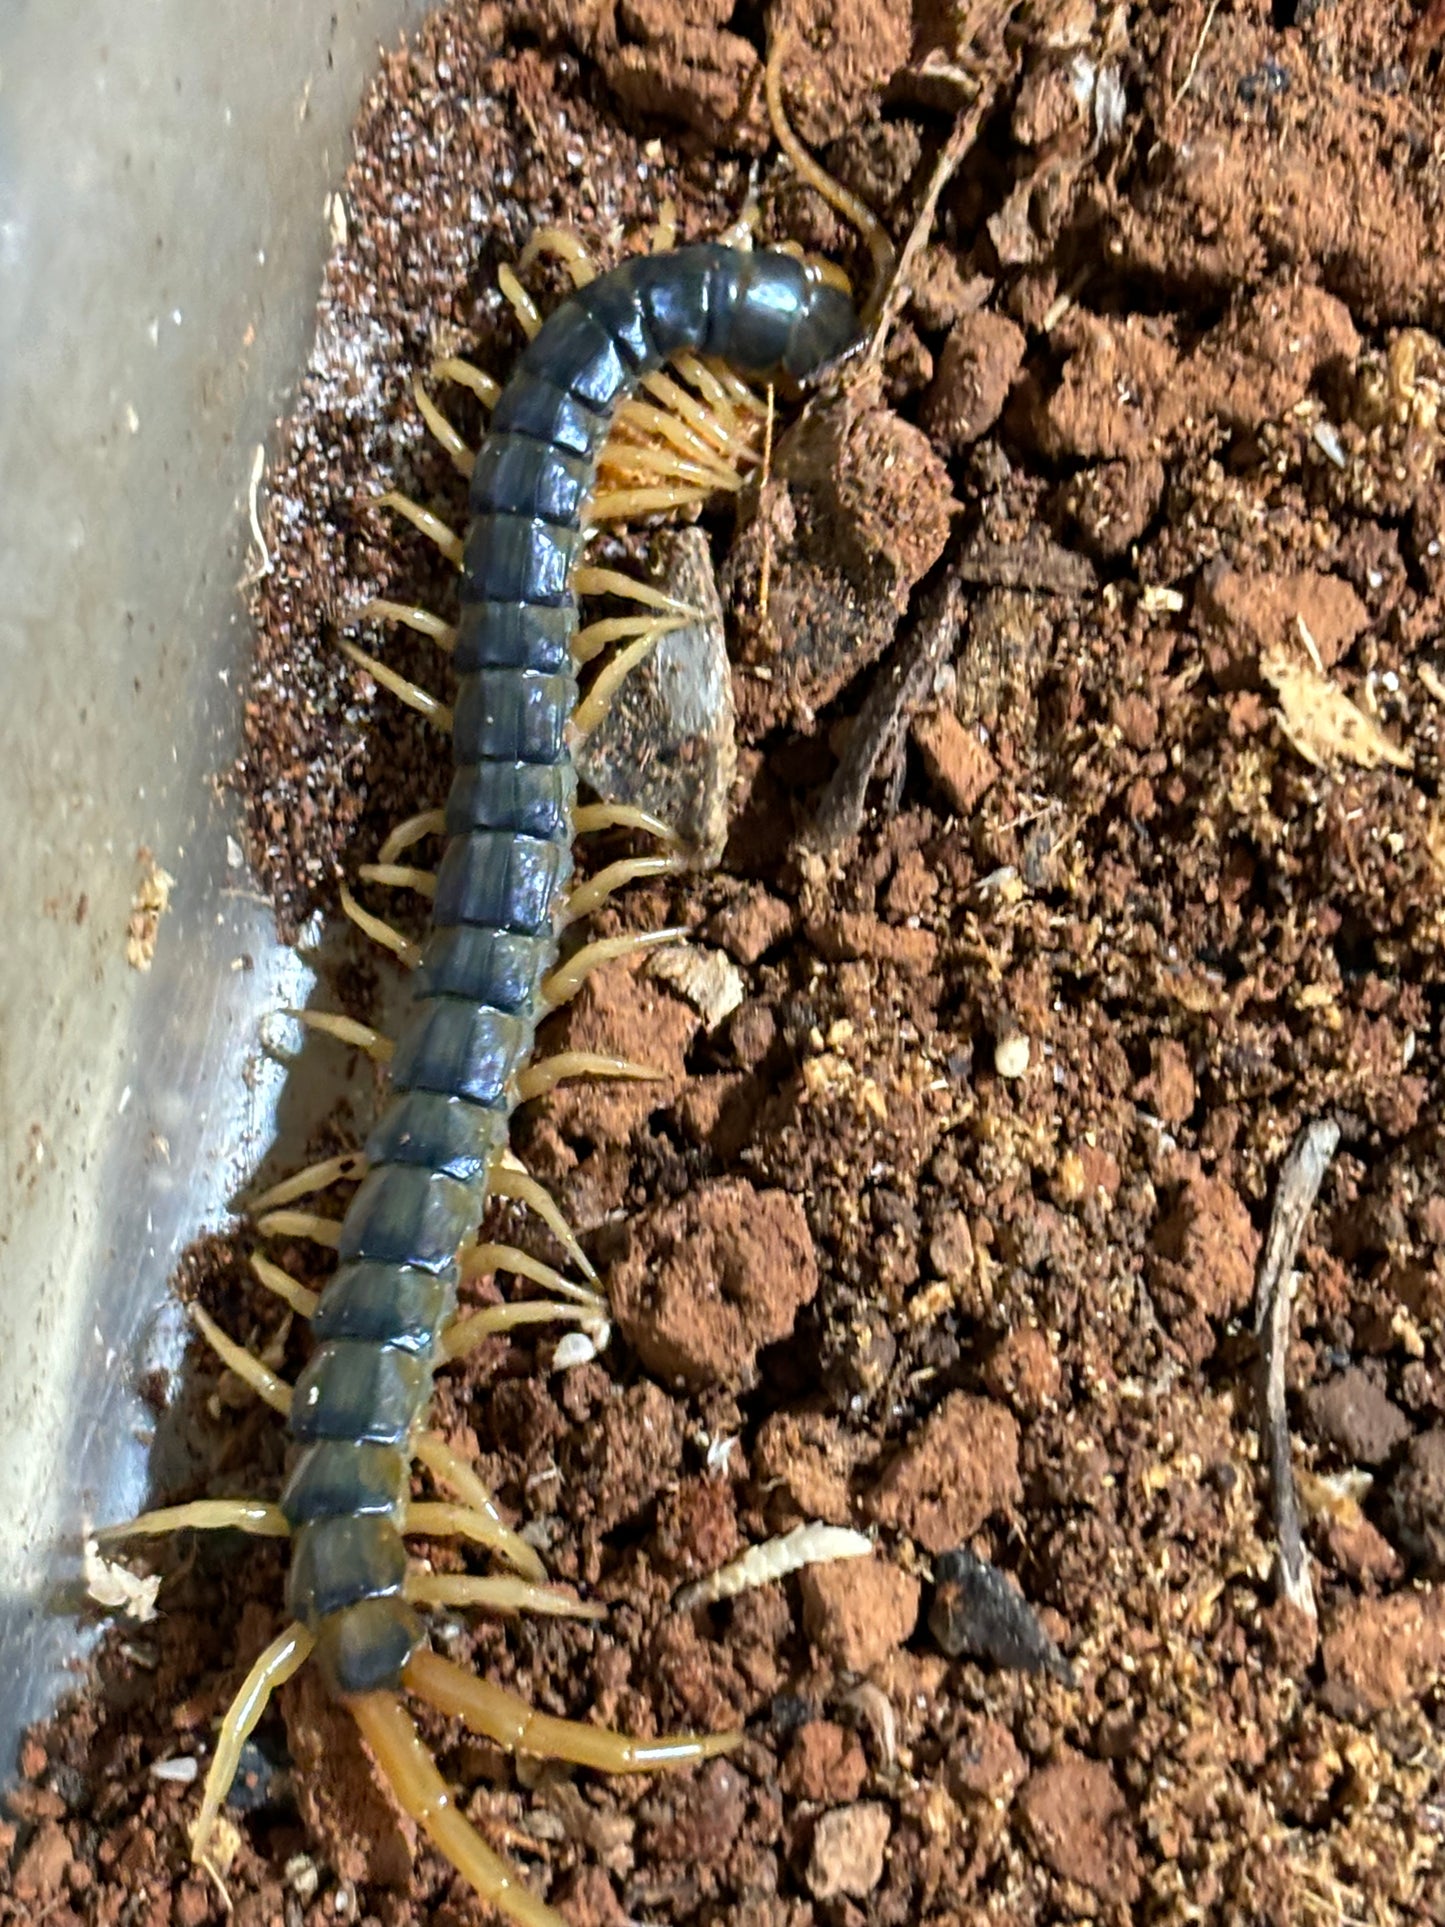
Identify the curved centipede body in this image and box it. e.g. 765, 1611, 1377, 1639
105, 243, 862, 1926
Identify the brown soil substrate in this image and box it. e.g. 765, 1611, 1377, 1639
9, 2, 1445, 1924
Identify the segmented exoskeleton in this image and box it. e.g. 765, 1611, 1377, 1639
104, 241, 861, 1927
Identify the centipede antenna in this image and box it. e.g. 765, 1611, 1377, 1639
341, 641, 454, 729
404, 1647, 743, 1774
340, 881, 425, 969
378, 808, 448, 866
250, 1252, 321, 1320
570, 801, 682, 845
562, 852, 688, 925
432, 356, 501, 410
518, 226, 597, 287
192, 1624, 316, 1868
461, 1239, 607, 1310
95, 1498, 291, 1543
357, 598, 457, 652
764, 27, 897, 328
191, 1305, 294, 1416
496, 263, 544, 340
489, 1159, 598, 1282
412, 372, 474, 477
439, 1298, 598, 1364
404, 1569, 608, 1619
374, 490, 466, 566
540, 925, 687, 1008
357, 861, 439, 900
255, 1207, 344, 1251
412, 1432, 547, 1583
572, 622, 677, 738
516, 1050, 663, 1102
350, 1692, 568, 1927
249, 1153, 368, 1216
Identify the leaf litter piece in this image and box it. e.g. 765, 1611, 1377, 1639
1262, 640, 1411, 773
675, 1522, 872, 1610
927, 1547, 1074, 1684
1253, 1117, 1340, 1621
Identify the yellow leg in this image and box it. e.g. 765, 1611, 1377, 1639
588, 483, 716, 523
374, 490, 465, 566
598, 437, 731, 491
614, 398, 740, 485
515, 1050, 662, 1103
412, 1432, 546, 1583
433, 356, 501, 409
460, 1240, 606, 1311
650, 197, 678, 254
517, 227, 597, 286
412, 372, 474, 478
404, 1570, 605, 1620
357, 598, 457, 653
439, 1298, 599, 1365
95, 1498, 289, 1542
280, 1007, 394, 1065
540, 927, 685, 1008
250, 1252, 321, 1320
490, 1159, 597, 1282
572, 565, 693, 615
570, 803, 681, 846
357, 861, 438, 900
405, 1648, 742, 1773
255, 1207, 344, 1252
378, 808, 448, 865
403, 1502, 546, 1574
350, 1692, 566, 1927
340, 881, 423, 969
573, 622, 679, 739
341, 641, 453, 730
572, 610, 675, 668
562, 853, 687, 925
192, 1305, 293, 1416
249, 1152, 367, 1216
496, 264, 544, 341
192, 1625, 316, 1867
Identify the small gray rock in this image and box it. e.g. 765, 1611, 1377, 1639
928, 1547, 1074, 1684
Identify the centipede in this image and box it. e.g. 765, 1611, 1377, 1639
94, 39, 893, 1927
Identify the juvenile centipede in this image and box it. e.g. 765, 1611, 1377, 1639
98, 79, 874, 1927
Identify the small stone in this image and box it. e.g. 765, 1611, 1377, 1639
911, 705, 999, 815
946, 1715, 1026, 1801
610, 1179, 819, 1387
1018, 1750, 1141, 1904
10, 1820, 71, 1904
866, 1392, 1022, 1553
1322, 1586, 1445, 1717
981, 1326, 1060, 1416
1149, 1173, 1260, 1322
994, 1030, 1031, 1079
923, 311, 1026, 452
175, 1880, 212, 1927
781, 1721, 868, 1803
799, 1555, 922, 1671
754, 1410, 858, 1523
1303, 1369, 1410, 1466
574, 527, 737, 864
1390, 1429, 1445, 1573
806, 1801, 892, 1900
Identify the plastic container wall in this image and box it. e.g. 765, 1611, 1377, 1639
0, 0, 432, 1773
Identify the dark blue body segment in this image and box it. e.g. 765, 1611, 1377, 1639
285, 245, 861, 1698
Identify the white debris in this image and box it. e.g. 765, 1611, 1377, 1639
675, 1523, 872, 1611
84, 1539, 162, 1622
650, 941, 745, 1029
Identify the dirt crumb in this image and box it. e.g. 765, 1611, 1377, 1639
805, 1801, 891, 1901
610, 1179, 819, 1386
798, 1555, 921, 1672
1321, 1587, 1445, 1718
1017, 1751, 1141, 1906
866, 1393, 1021, 1553
781, 1722, 868, 1804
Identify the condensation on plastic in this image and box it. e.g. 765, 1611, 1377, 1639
0, 0, 433, 1774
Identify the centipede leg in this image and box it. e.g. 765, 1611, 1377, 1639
341, 641, 454, 730
255, 1207, 344, 1250
95, 1499, 290, 1542
404, 1648, 742, 1774
515, 1050, 662, 1102
277, 1007, 395, 1065
350, 1692, 567, 1927
438, 1298, 601, 1365
572, 621, 681, 739
540, 927, 686, 1008
461, 1240, 606, 1310
250, 1253, 321, 1319
411, 372, 474, 478
412, 1432, 546, 1582
378, 808, 448, 865
374, 490, 465, 566
404, 1570, 605, 1620
562, 853, 688, 925
489, 1159, 597, 1281
357, 598, 457, 652
248, 1152, 368, 1216
340, 882, 424, 969
192, 1624, 316, 1868
191, 1305, 293, 1415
